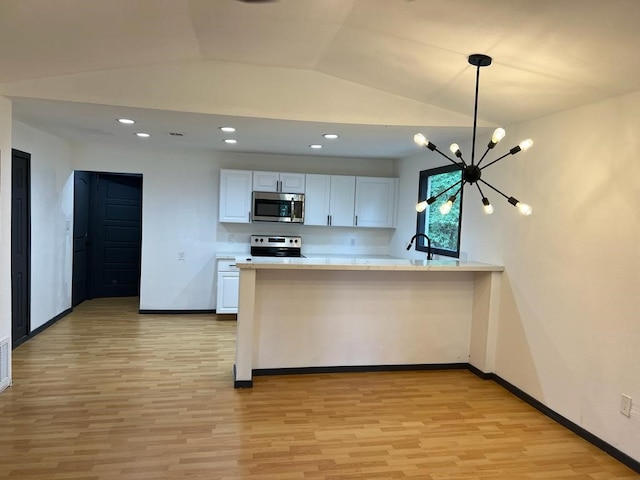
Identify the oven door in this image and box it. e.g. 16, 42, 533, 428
252, 192, 304, 223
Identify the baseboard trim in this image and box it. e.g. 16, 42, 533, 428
138, 309, 215, 314
13, 307, 73, 349
466, 363, 493, 380
252, 363, 468, 377
466, 366, 640, 473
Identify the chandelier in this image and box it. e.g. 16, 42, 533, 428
414, 54, 533, 216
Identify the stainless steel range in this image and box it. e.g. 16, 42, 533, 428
250, 235, 303, 257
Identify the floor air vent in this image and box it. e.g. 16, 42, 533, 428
0, 336, 9, 391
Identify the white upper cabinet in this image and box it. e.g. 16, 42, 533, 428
219, 169, 252, 223
253, 171, 305, 193
330, 176, 357, 227
218, 169, 397, 228
305, 174, 355, 226
354, 176, 398, 228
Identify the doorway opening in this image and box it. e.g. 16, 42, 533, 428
73, 172, 143, 307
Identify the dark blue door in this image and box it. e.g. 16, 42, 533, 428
91, 173, 142, 298
11, 149, 30, 347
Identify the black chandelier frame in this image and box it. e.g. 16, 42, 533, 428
414, 53, 533, 216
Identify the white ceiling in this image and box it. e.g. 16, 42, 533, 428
3, 0, 640, 159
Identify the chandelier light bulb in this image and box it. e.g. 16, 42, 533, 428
519, 139, 534, 151
517, 202, 533, 215
415, 201, 428, 212
491, 128, 506, 144
482, 197, 494, 215
439, 201, 452, 215
413, 133, 427, 146
450, 143, 460, 155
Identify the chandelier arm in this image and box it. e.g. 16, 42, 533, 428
475, 182, 486, 198
471, 62, 481, 166
478, 178, 510, 200
451, 183, 464, 198
432, 146, 466, 169
476, 146, 493, 168
429, 179, 463, 202
479, 151, 511, 171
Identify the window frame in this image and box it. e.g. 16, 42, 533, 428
415, 164, 464, 258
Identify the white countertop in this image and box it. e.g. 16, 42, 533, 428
234, 255, 503, 272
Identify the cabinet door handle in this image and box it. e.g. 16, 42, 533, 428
327, 215, 330, 226
355, 215, 358, 226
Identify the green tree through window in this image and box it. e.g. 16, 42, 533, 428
416, 165, 463, 257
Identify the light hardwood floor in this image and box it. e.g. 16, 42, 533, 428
1, 297, 637, 480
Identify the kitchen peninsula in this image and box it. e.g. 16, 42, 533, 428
233, 256, 504, 387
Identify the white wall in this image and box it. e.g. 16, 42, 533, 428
393, 91, 640, 461
13, 121, 74, 330
70, 143, 218, 311
0, 97, 12, 373
71, 143, 395, 310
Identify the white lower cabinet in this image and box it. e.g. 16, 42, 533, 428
216, 260, 239, 314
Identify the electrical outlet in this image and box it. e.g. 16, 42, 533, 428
227, 234, 235, 243
178, 251, 185, 261
620, 394, 632, 417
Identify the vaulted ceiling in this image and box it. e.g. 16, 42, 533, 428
2, 0, 639, 158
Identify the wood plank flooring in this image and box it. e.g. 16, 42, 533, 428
0, 297, 637, 479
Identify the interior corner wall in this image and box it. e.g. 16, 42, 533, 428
462, 91, 640, 462
0, 97, 12, 346
12, 121, 74, 331
69, 142, 220, 311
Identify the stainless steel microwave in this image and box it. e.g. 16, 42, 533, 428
251, 191, 305, 223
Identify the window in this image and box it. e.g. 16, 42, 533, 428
416, 164, 463, 258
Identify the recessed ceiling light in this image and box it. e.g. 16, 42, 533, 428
136, 132, 150, 138
309, 144, 323, 149
118, 118, 135, 124
224, 139, 237, 144
323, 133, 338, 139
220, 127, 236, 133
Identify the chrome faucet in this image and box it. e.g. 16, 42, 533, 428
406, 233, 433, 260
